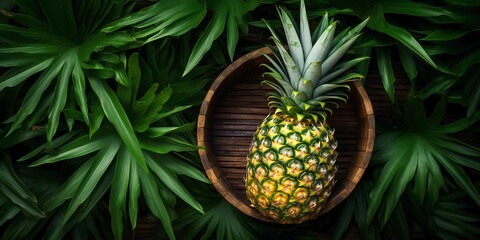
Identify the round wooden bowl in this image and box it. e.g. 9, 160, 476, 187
197, 47, 375, 223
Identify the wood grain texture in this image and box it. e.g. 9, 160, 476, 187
197, 47, 375, 223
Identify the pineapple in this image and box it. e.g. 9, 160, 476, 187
245, 0, 369, 224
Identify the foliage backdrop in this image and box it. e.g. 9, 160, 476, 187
0, 0, 479, 239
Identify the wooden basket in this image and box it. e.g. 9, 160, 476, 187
197, 47, 375, 223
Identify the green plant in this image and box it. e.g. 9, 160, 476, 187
367, 91, 480, 226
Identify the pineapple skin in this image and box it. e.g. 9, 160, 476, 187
246, 114, 338, 224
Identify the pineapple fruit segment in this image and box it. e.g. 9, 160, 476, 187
246, 114, 337, 224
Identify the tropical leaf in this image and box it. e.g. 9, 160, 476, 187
0, 0, 134, 138
367, 95, 480, 226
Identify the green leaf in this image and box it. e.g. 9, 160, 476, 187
0, 159, 45, 218
145, 122, 196, 138
109, 147, 131, 240
271, 36, 302, 88
0, 58, 52, 92
128, 156, 140, 229
304, 21, 337, 74
383, 156, 417, 225
434, 152, 480, 206
367, 137, 404, 225
376, 47, 395, 103
72, 59, 90, 125
131, 83, 159, 118
163, 155, 210, 184
43, 158, 95, 212
89, 75, 148, 173
89, 97, 104, 138
421, 29, 477, 41
29, 134, 106, 167
437, 112, 480, 133
128, 53, 141, 104
152, 105, 192, 123
7, 53, 68, 135
17, 130, 79, 162
321, 33, 361, 77
320, 57, 369, 84
140, 136, 199, 154
134, 85, 173, 133
367, 4, 437, 68
0, 128, 44, 150
332, 196, 355, 240
47, 56, 74, 142
278, 5, 304, 71
398, 45, 417, 82
299, 0, 312, 56
138, 167, 175, 240
0, 202, 21, 225
226, 12, 239, 62
184, 1, 227, 76
146, 155, 203, 214
63, 139, 121, 223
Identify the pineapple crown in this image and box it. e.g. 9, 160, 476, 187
261, 0, 369, 123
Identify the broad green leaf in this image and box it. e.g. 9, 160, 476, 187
437, 111, 480, 133
0, 159, 44, 218
0, 128, 44, 150
146, 155, 203, 214
183, 1, 227, 76
138, 167, 175, 240
0, 58, 52, 92
434, 152, 480, 206
398, 45, 417, 82
1, 214, 41, 240
7, 53, 67, 135
367, 137, 405, 225
47, 55, 74, 142
109, 147, 131, 240
131, 83, 159, 118
72, 59, 90, 125
163, 155, 210, 184
367, 4, 437, 68
89, 97, 104, 138
376, 47, 395, 103
128, 157, 140, 229
140, 136, 199, 154
226, 12, 239, 62
78, 166, 115, 221
43, 158, 94, 212
383, 156, 417, 225
421, 29, 477, 41
332, 195, 355, 240
29, 134, 106, 167
134, 85, 173, 132
128, 53, 141, 104
17, 130, 79, 162
152, 105, 192, 123
63, 139, 121, 223
0, 202, 20, 225
355, 46, 372, 80
145, 122, 196, 138
89, 75, 148, 173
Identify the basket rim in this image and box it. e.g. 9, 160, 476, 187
197, 46, 375, 223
